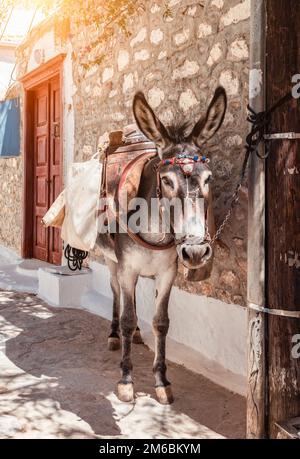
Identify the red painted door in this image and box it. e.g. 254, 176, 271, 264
32, 77, 62, 264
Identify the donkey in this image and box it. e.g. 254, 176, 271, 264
100, 86, 227, 404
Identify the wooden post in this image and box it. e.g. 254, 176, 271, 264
246, 0, 267, 439
266, 0, 300, 439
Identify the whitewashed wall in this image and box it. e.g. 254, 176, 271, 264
85, 262, 247, 395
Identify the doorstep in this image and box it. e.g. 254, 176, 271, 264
0, 257, 51, 293
16, 259, 53, 279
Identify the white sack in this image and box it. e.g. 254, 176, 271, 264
42, 189, 65, 228
61, 156, 103, 251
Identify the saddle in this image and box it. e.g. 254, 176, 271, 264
101, 125, 157, 227
42, 125, 159, 258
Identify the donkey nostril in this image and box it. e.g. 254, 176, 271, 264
181, 247, 190, 261
201, 244, 212, 260
203, 246, 210, 257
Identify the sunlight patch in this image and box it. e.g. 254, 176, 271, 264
105, 391, 224, 439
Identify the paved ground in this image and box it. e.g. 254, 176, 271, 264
0, 288, 246, 439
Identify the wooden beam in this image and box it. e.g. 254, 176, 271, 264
246, 0, 267, 439
266, 0, 300, 439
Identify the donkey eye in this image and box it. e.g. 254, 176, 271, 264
204, 175, 213, 185
161, 176, 174, 189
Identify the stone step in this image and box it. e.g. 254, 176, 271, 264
0, 263, 38, 293
16, 259, 54, 279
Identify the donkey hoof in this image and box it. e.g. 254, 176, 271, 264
155, 385, 174, 405
117, 382, 134, 403
107, 336, 120, 351
132, 329, 144, 344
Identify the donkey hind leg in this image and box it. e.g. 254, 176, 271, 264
106, 259, 121, 351
117, 271, 138, 402
153, 269, 176, 405
132, 290, 144, 345
132, 326, 143, 344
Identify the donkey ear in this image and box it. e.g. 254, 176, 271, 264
133, 92, 170, 151
189, 86, 227, 147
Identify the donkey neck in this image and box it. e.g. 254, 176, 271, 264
137, 156, 159, 201
136, 156, 174, 246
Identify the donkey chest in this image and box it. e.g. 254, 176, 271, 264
125, 247, 177, 277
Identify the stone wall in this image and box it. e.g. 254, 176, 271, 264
0, 79, 23, 255
71, 0, 250, 306
0, 156, 23, 254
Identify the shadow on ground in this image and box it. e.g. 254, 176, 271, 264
0, 289, 246, 438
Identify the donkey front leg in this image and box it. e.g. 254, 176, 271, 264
117, 270, 138, 402
132, 291, 144, 344
106, 258, 121, 351
153, 268, 176, 405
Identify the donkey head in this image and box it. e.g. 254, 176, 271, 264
133, 87, 227, 272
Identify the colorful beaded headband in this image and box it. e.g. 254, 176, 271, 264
158, 153, 210, 176
160, 153, 210, 166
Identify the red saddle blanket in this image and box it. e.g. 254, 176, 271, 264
102, 127, 157, 225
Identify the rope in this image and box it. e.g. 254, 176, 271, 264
64, 244, 88, 271
246, 91, 294, 159
209, 89, 296, 243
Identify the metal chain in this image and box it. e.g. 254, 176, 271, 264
206, 89, 294, 245
207, 182, 243, 245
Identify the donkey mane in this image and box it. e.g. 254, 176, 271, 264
166, 121, 192, 143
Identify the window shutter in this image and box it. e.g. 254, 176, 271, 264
0, 97, 20, 157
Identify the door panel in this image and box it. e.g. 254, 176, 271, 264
33, 85, 49, 261
49, 77, 62, 264
32, 77, 62, 264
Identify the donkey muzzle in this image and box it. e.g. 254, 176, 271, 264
176, 237, 213, 269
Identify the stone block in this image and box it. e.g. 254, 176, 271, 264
38, 267, 92, 308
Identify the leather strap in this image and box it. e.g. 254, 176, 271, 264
116, 152, 175, 251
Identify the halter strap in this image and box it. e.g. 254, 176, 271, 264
155, 153, 210, 198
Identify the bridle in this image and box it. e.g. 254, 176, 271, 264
113, 151, 213, 251
154, 152, 213, 248
154, 153, 210, 199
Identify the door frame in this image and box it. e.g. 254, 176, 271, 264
20, 54, 65, 259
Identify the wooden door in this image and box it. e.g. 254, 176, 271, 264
32, 77, 62, 264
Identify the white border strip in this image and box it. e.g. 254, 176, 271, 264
249, 302, 300, 318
